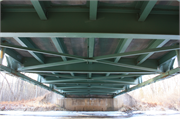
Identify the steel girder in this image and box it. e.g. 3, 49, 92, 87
0, 0, 179, 97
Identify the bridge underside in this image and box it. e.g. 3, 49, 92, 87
0, 0, 180, 98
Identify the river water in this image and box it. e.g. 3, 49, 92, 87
0, 111, 180, 119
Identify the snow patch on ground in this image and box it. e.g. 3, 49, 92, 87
0, 111, 180, 118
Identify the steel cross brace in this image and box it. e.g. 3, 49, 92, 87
1, 43, 179, 73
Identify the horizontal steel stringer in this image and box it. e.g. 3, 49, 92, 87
0, 43, 179, 72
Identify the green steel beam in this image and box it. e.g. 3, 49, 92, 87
94, 45, 180, 60
94, 74, 141, 80
30, 0, 47, 20
42, 78, 136, 84
5, 49, 23, 63
47, 74, 140, 80
159, 51, 177, 65
5, 55, 20, 70
51, 38, 67, 61
55, 86, 124, 90
1, 11, 178, 35
13, 37, 45, 63
138, 0, 157, 21
88, 38, 95, 78
51, 37, 74, 76
21, 57, 158, 74
89, 0, 98, 20
41, 73, 140, 80
137, 39, 170, 65
43, 82, 137, 85
2, 8, 179, 15
0, 43, 90, 61
18, 60, 84, 71
62, 90, 115, 93
13, 37, 56, 76
37, 74, 42, 83
98, 60, 159, 72
0, 65, 64, 96
106, 38, 132, 76
38, 73, 85, 79
61, 89, 121, 93
66, 92, 112, 95
6, 56, 11, 68
23, 70, 156, 74
114, 67, 180, 98
61, 89, 119, 91
176, 50, 180, 67
1, 33, 179, 40
114, 38, 133, 63
43, 79, 85, 83
1, 43, 163, 72
88, 38, 95, 60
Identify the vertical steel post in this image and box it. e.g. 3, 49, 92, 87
176, 50, 180, 67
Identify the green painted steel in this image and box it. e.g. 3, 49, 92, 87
138, 0, 157, 21
88, 38, 95, 59
13, 37, 45, 63
1, 12, 178, 35
62, 90, 115, 93
30, 0, 47, 20
1, 43, 178, 63
55, 86, 124, 90
114, 67, 180, 98
98, 60, 159, 72
114, 38, 133, 63
0, 43, 90, 61
42, 78, 136, 84
88, 38, 95, 78
51, 38, 74, 76
0, 65, 64, 96
176, 50, 180, 67
159, 51, 177, 65
5, 55, 19, 70
0, 1, 179, 97
94, 74, 140, 80
66, 92, 111, 95
5, 49, 23, 63
137, 39, 170, 65
94, 45, 180, 60
42, 74, 140, 80
89, 0, 98, 20
43, 82, 137, 85
1, 33, 179, 40
2, 8, 179, 15
18, 60, 85, 71
22, 70, 157, 74
106, 38, 132, 76
22, 57, 158, 73
38, 73, 86, 79
51, 38, 67, 61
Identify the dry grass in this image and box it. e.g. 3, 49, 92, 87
128, 73, 180, 111
0, 93, 66, 111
